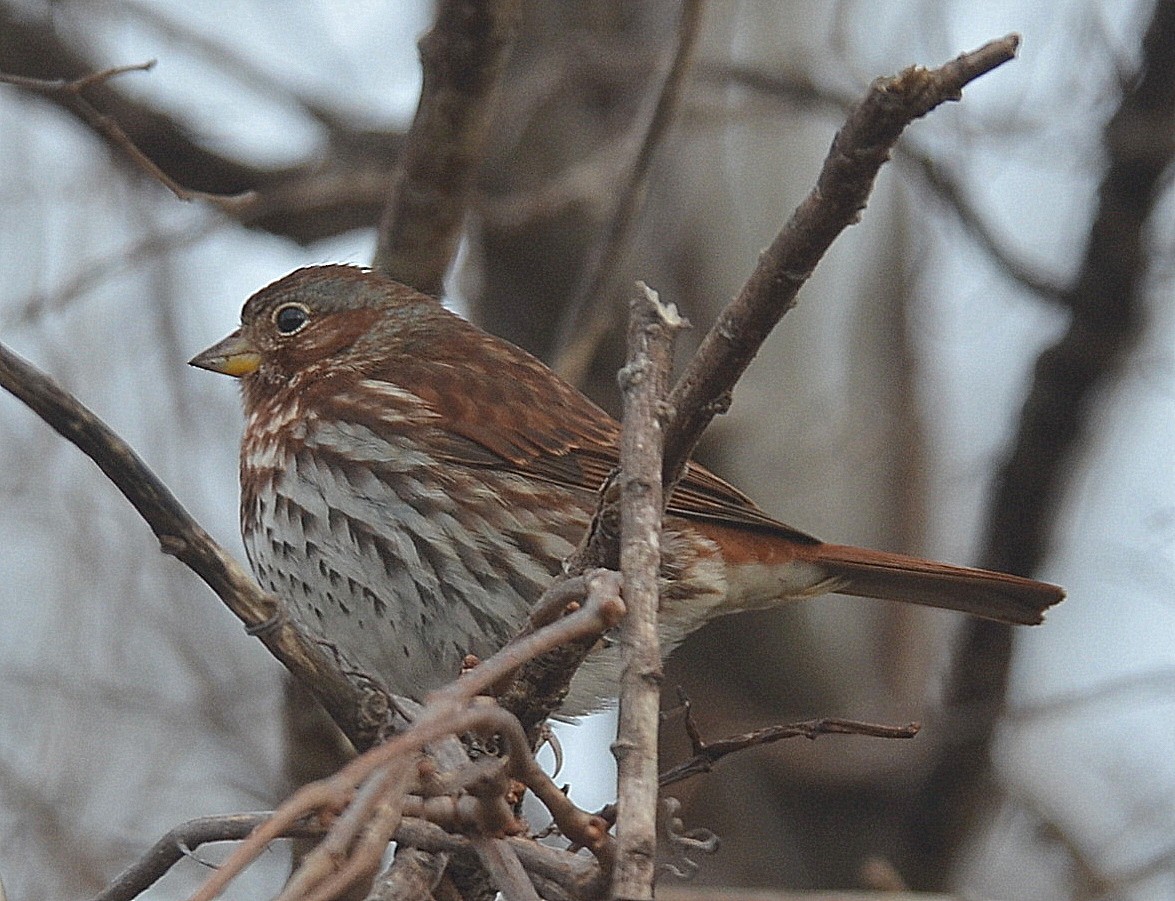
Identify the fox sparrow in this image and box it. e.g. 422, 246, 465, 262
191, 265, 1063, 714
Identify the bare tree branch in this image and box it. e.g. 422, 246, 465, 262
372, 0, 522, 294
93, 814, 323, 901
610, 284, 685, 899
0, 4, 404, 242
467, 837, 542, 901
704, 59, 1068, 305
662, 34, 1022, 491
0, 341, 391, 750
0, 61, 253, 212
658, 697, 920, 788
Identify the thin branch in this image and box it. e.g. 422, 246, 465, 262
0, 63, 255, 213
657, 797, 719, 881
662, 34, 1022, 492
704, 60, 1069, 306
897, 144, 1067, 301
552, 0, 706, 384
93, 814, 323, 901
611, 284, 685, 899
0, 60, 154, 92
278, 760, 418, 901
0, 7, 405, 244
372, 0, 522, 294
658, 713, 920, 788
468, 837, 543, 901
0, 341, 390, 750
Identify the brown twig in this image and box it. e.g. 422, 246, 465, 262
0, 7, 405, 244
372, 0, 522, 294
611, 284, 686, 899
662, 34, 1022, 492
552, 0, 706, 384
705, 59, 1068, 307
0, 341, 389, 750
658, 713, 920, 788
0, 62, 256, 213
467, 837, 543, 901
92, 814, 324, 901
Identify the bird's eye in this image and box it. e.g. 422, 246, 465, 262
273, 303, 310, 335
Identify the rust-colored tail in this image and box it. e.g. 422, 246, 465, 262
809, 544, 1064, 625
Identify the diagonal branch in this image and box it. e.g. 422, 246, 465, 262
662, 34, 1022, 492
0, 341, 389, 750
0, 62, 255, 213
0, 6, 405, 244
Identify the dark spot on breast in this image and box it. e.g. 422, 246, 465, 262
362, 586, 387, 617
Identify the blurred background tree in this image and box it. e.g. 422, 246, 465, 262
2, 1, 1173, 899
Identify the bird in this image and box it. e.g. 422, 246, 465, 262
190, 265, 1063, 715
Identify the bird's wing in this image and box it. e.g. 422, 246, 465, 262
361, 322, 820, 546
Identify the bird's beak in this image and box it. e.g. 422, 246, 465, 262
188, 331, 261, 378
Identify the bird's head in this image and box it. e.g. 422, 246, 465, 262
189, 265, 442, 395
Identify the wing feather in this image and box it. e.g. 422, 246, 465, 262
360, 312, 820, 546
